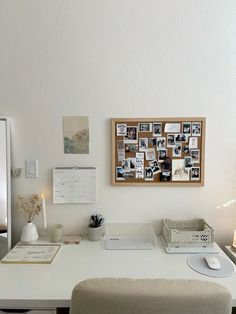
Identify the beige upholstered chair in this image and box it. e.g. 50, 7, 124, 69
70, 278, 232, 314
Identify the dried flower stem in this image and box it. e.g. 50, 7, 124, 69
17, 194, 42, 223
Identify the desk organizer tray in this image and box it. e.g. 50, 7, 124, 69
162, 219, 214, 248
103, 223, 156, 250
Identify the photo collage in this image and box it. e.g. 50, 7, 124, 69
113, 118, 205, 185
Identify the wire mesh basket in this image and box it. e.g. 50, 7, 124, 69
162, 219, 214, 248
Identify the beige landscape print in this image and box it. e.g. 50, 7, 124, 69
63, 116, 89, 154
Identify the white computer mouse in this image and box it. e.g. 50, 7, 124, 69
204, 255, 221, 270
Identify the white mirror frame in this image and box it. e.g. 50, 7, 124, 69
6, 117, 11, 251
0, 117, 11, 252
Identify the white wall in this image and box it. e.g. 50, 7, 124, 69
0, 0, 236, 246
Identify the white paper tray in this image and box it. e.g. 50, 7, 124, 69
160, 235, 219, 254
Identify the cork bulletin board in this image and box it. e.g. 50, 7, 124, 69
111, 118, 205, 186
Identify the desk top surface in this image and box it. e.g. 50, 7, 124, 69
0, 237, 235, 309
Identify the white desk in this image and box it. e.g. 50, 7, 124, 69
0, 237, 236, 310
225, 246, 236, 265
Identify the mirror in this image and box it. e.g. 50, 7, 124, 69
0, 118, 11, 259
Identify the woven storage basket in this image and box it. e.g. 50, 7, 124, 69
162, 219, 214, 248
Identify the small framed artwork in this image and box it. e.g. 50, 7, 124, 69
63, 116, 89, 154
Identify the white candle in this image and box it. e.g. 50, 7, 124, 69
233, 230, 236, 247
41, 193, 47, 229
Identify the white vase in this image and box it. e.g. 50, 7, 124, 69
21, 222, 39, 242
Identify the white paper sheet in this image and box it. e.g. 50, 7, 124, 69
164, 123, 181, 133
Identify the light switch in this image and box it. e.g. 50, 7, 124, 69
26, 160, 39, 178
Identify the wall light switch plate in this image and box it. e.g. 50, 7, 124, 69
26, 160, 39, 178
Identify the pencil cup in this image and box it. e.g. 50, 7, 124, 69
50, 224, 63, 243
86, 225, 105, 241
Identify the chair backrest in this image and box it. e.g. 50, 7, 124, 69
70, 278, 232, 314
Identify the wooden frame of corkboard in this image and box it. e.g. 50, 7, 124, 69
111, 117, 206, 186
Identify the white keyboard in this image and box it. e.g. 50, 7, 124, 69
104, 238, 154, 250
